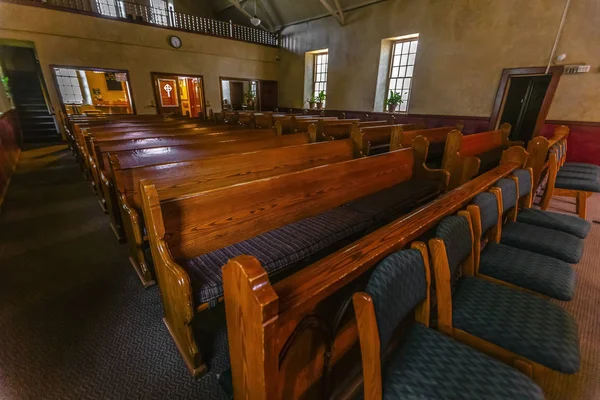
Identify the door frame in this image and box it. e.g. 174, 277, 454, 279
150, 71, 206, 119
50, 64, 137, 115
219, 76, 262, 112
488, 66, 563, 136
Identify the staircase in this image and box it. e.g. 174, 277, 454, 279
8, 70, 60, 143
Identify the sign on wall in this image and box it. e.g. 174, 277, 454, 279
158, 78, 178, 107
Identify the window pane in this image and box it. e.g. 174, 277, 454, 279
386, 37, 418, 112
409, 40, 418, 53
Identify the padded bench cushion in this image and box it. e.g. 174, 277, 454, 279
344, 179, 443, 223
382, 323, 544, 399
555, 177, 600, 192
477, 148, 505, 174
557, 170, 599, 181
563, 162, 600, 172
512, 168, 532, 196
452, 277, 580, 374
182, 207, 372, 306
501, 222, 584, 264
479, 243, 576, 301
517, 208, 591, 239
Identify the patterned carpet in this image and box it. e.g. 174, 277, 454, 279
0, 145, 229, 400
536, 194, 600, 400
0, 145, 598, 399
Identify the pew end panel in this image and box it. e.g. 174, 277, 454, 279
410, 136, 450, 189
139, 179, 205, 378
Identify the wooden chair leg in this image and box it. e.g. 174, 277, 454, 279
576, 191, 587, 219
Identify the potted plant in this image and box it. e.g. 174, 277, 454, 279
315, 90, 326, 110
244, 89, 255, 107
385, 91, 403, 112
306, 95, 317, 109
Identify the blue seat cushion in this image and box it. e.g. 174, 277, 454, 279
477, 147, 505, 174
517, 208, 591, 239
453, 277, 580, 374
344, 179, 443, 223
563, 162, 600, 172
557, 170, 599, 181
382, 323, 544, 399
555, 177, 600, 192
513, 169, 532, 196
501, 221, 584, 263
479, 243, 576, 301
182, 207, 372, 306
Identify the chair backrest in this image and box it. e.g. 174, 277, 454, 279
494, 178, 517, 213
365, 249, 428, 349
471, 192, 499, 237
434, 215, 473, 276
512, 169, 532, 198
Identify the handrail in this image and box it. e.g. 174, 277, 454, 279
2, 0, 279, 47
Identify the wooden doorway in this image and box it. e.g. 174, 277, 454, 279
489, 66, 563, 143
152, 72, 205, 119
219, 77, 278, 112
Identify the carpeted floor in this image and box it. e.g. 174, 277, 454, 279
0, 144, 598, 399
0, 145, 229, 400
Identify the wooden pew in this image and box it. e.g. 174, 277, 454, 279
275, 116, 339, 135
139, 140, 449, 377
114, 140, 357, 286
307, 120, 387, 142
100, 132, 314, 240
222, 149, 527, 399
351, 123, 423, 157
525, 126, 569, 189
88, 128, 280, 209
441, 123, 522, 189
390, 123, 465, 168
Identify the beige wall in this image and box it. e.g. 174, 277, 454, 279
278, 0, 600, 122
0, 2, 278, 118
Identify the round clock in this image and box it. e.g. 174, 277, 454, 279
169, 35, 182, 49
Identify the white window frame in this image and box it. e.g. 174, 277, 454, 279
386, 36, 419, 113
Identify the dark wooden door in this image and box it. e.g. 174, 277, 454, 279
153, 74, 181, 115
499, 75, 551, 144
229, 82, 244, 110
259, 80, 278, 111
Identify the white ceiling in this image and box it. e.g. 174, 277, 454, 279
210, 0, 387, 31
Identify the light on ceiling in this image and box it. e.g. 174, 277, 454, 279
250, 0, 261, 26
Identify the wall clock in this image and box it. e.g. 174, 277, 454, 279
169, 35, 182, 49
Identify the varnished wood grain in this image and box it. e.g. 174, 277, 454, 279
160, 148, 416, 259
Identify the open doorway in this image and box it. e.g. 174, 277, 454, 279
152, 72, 205, 119
219, 78, 278, 112
489, 66, 563, 144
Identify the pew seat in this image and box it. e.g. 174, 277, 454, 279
180, 179, 444, 307
383, 323, 544, 399
477, 147, 509, 174
343, 179, 443, 222
479, 243, 576, 301
516, 208, 591, 239
501, 222, 583, 264
452, 276, 580, 374
181, 207, 372, 306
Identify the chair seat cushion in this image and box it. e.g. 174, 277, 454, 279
453, 277, 580, 373
382, 323, 544, 399
517, 208, 591, 239
557, 170, 599, 181
563, 162, 600, 172
477, 147, 505, 174
182, 207, 372, 306
344, 179, 443, 223
501, 222, 584, 263
479, 243, 576, 301
555, 177, 600, 192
